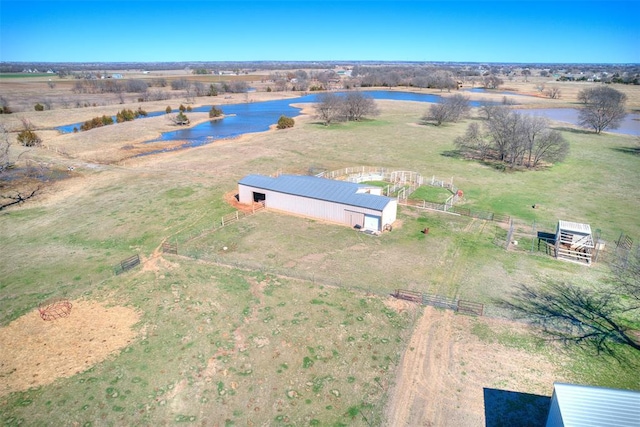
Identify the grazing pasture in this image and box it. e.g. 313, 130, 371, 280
1, 76, 639, 425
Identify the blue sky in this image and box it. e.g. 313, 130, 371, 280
1, 1, 638, 63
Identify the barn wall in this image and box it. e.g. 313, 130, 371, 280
545, 392, 564, 427
238, 184, 389, 230
382, 200, 398, 227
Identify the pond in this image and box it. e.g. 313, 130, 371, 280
462, 87, 531, 97
56, 90, 497, 147
55, 90, 639, 151
515, 108, 640, 136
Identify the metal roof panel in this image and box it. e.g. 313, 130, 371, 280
552, 383, 640, 427
239, 174, 393, 211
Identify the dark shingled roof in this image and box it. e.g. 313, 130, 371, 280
239, 174, 393, 211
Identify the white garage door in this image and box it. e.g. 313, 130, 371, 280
364, 214, 380, 231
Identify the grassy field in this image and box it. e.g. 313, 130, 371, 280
1, 80, 639, 424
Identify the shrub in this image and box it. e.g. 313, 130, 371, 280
166, 106, 172, 114
0, 96, 10, 114
17, 130, 42, 147
178, 104, 186, 112
171, 111, 189, 125
277, 115, 295, 129
209, 106, 223, 118
34, 103, 44, 111
135, 107, 148, 118
116, 108, 136, 123
101, 115, 114, 126
81, 117, 101, 131
186, 105, 192, 112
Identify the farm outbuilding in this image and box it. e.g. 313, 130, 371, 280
545, 383, 640, 427
555, 220, 594, 265
237, 174, 397, 232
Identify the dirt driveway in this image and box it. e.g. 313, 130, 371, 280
384, 306, 566, 426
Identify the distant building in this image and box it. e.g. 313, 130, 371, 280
237, 174, 397, 232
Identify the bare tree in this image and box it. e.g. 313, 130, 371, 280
521, 115, 569, 168
126, 79, 148, 93
0, 124, 42, 210
577, 86, 627, 134
423, 94, 470, 126
0, 96, 10, 114
455, 107, 569, 168
314, 93, 343, 126
171, 78, 189, 90
453, 122, 492, 160
184, 84, 195, 103
428, 70, 457, 92
482, 74, 504, 89
1, 186, 41, 211
190, 82, 204, 97
153, 78, 167, 87
341, 92, 379, 121
544, 87, 562, 99
0, 124, 12, 173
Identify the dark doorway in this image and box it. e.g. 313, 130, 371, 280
253, 192, 266, 203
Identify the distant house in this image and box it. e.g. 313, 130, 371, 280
111, 73, 123, 79
237, 174, 397, 232
546, 383, 640, 427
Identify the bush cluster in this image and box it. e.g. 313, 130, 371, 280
209, 106, 223, 118
115, 108, 146, 122
17, 130, 42, 147
80, 107, 148, 130
80, 115, 114, 131
277, 115, 295, 129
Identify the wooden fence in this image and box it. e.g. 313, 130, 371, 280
162, 241, 178, 255
456, 300, 485, 316
399, 198, 510, 224
114, 254, 140, 275
214, 202, 265, 229
392, 289, 484, 316
422, 293, 458, 310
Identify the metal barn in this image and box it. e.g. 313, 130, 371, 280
546, 383, 640, 427
555, 220, 594, 265
238, 174, 397, 232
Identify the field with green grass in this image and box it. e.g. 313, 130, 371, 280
1, 90, 639, 425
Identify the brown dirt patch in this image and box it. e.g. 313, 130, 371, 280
223, 190, 261, 213
385, 306, 568, 426
0, 300, 140, 397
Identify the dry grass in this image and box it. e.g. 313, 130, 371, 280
0, 75, 639, 425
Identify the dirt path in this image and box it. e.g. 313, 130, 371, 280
385, 306, 565, 426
